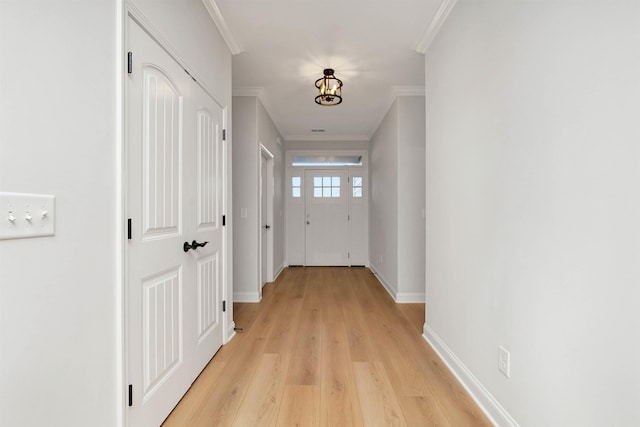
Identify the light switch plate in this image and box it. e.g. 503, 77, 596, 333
0, 192, 55, 240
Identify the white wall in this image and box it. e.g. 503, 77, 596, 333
233, 96, 284, 301
0, 1, 119, 426
397, 97, 426, 300
232, 97, 259, 301
370, 96, 426, 302
0, 1, 233, 425
424, 1, 640, 425
370, 101, 400, 294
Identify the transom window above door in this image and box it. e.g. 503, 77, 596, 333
313, 176, 340, 198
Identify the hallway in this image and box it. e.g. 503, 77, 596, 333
163, 267, 490, 426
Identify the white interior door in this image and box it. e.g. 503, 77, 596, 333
192, 75, 225, 372
127, 19, 223, 427
304, 170, 349, 265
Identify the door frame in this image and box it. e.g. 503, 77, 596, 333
259, 144, 274, 290
284, 149, 369, 267
121, 6, 233, 426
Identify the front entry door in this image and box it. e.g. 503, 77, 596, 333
304, 170, 349, 265
127, 18, 224, 426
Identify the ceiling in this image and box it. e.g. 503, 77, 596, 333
210, 0, 442, 141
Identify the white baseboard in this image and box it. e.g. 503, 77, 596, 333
395, 292, 425, 303
273, 264, 285, 281
233, 292, 261, 303
422, 324, 519, 427
225, 321, 236, 344
368, 265, 397, 301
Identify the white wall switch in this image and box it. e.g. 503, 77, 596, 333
0, 192, 55, 240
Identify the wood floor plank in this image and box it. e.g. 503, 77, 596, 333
353, 361, 407, 427
232, 353, 290, 427
161, 359, 227, 426
399, 396, 451, 427
163, 267, 492, 427
275, 385, 320, 427
320, 320, 365, 427
285, 268, 322, 385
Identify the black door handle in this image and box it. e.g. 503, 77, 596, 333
265, 225, 271, 229
183, 240, 209, 252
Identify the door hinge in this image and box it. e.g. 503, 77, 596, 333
348, 252, 350, 259
222, 300, 226, 312
128, 384, 133, 407
222, 129, 226, 141
348, 214, 350, 221
127, 52, 132, 74
127, 218, 132, 240
222, 215, 226, 226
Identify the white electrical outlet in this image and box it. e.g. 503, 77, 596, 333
0, 192, 55, 240
499, 346, 511, 378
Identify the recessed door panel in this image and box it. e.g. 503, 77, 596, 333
142, 68, 182, 239
197, 109, 218, 228
197, 253, 219, 341
142, 267, 182, 400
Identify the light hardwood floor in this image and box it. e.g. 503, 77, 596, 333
163, 267, 491, 426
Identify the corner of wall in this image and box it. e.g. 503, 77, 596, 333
369, 265, 398, 301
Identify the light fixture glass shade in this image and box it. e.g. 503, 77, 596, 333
315, 68, 342, 106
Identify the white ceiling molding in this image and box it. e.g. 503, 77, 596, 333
233, 86, 284, 137
368, 86, 426, 138
392, 86, 426, 97
413, 0, 458, 54
202, 0, 244, 55
233, 86, 266, 99
285, 134, 370, 142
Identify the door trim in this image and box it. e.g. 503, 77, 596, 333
259, 144, 274, 289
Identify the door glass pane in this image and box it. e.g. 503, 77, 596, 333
292, 176, 301, 187
314, 177, 322, 187
314, 188, 322, 198
323, 177, 331, 187
332, 187, 340, 197
332, 176, 340, 187
352, 176, 363, 198
323, 187, 331, 197
292, 187, 301, 198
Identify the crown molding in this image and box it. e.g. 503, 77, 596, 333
233, 86, 266, 99
285, 134, 370, 142
367, 86, 426, 138
202, 0, 244, 55
413, 0, 458, 54
392, 86, 425, 97
233, 86, 273, 117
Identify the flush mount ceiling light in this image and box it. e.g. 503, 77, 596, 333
315, 68, 343, 106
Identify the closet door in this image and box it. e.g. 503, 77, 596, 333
126, 18, 223, 426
